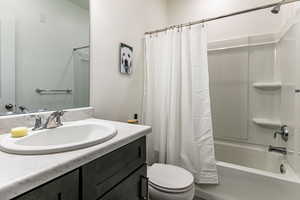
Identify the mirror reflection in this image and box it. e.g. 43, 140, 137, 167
0, 0, 90, 115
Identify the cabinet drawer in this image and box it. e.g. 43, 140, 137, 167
100, 165, 148, 200
82, 137, 146, 200
13, 170, 79, 200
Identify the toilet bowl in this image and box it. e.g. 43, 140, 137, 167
148, 163, 195, 200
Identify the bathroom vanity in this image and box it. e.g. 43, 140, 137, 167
0, 118, 151, 200
13, 137, 147, 200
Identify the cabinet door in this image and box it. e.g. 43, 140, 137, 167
100, 165, 148, 200
13, 170, 79, 200
82, 137, 146, 200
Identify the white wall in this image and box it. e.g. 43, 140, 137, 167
166, 0, 294, 42
208, 42, 283, 146
278, 16, 300, 176
90, 0, 168, 121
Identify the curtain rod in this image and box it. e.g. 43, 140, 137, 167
145, 0, 300, 35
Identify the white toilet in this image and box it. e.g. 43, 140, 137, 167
148, 163, 195, 200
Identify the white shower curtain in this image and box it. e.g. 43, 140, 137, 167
143, 24, 218, 184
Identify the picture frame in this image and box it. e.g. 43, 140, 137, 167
119, 43, 133, 74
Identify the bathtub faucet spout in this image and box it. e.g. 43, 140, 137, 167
268, 145, 287, 155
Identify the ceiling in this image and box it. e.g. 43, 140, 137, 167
68, 0, 89, 10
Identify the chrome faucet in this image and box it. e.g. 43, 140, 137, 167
268, 145, 287, 155
43, 111, 66, 129
31, 115, 43, 131
274, 125, 289, 142
30, 111, 66, 131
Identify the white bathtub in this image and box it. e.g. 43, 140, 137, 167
196, 140, 300, 200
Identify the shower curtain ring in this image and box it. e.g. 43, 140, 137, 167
188, 22, 192, 30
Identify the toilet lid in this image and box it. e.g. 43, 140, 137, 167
148, 164, 194, 191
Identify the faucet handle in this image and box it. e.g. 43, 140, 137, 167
55, 110, 66, 126
30, 114, 43, 131
281, 125, 289, 134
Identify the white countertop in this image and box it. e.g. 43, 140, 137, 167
0, 118, 151, 200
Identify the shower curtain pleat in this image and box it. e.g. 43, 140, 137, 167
143, 25, 218, 184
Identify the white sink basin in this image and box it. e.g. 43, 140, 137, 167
0, 121, 117, 155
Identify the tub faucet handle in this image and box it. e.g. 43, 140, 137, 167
274, 125, 289, 142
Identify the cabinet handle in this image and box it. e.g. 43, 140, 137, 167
140, 176, 149, 200
138, 146, 142, 158
57, 192, 62, 200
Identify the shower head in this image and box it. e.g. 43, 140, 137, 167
271, 5, 281, 14
271, 0, 285, 14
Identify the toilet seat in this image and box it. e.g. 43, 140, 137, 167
148, 164, 194, 194
149, 181, 194, 193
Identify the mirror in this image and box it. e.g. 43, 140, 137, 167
0, 0, 90, 116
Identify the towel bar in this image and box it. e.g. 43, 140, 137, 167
35, 88, 72, 95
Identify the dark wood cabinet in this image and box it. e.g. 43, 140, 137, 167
82, 137, 146, 200
13, 170, 80, 200
12, 137, 147, 200
100, 165, 148, 200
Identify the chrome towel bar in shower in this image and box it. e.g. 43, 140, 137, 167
35, 88, 72, 95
